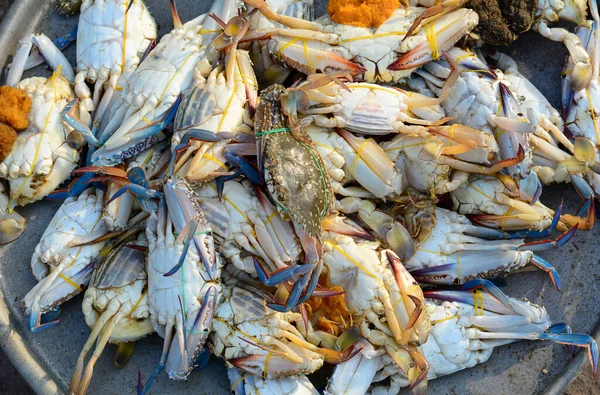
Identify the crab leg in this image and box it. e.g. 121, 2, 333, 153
7, 33, 74, 87
388, 9, 479, 71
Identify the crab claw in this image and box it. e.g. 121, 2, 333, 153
62, 99, 99, 147
270, 36, 366, 76
28, 305, 61, 333
388, 9, 478, 71
165, 286, 218, 380
519, 172, 543, 205
0, 211, 26, 244
402, 0, 466, 40
518, 225, 577, 252
254, 257, 313, 286
229, 342, 322, 379
322, 214, 375, 241
560, 197, 596, 230
537, 332, 598, 376
530, 255, 561, 291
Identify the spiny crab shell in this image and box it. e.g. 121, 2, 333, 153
254, 84, 335, 240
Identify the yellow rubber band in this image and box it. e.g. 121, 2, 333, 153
350, 140, 370, 178
58, 273, 83, 292
264, 211, 278, 226
586, 88, 599, 144
338, 31, 407, 44
9, 69, 60, 210
431, 314, 458, 325
326, 241, 384, 287
277, 37, 302, 58
130, 289, 147, 315
303, 39, 314, 74
425, 22, 439, 61
263, 352, 272, 379
121, 6, 129, 74
202, 153, 229, 171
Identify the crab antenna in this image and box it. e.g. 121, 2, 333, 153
170, 0, 182, 29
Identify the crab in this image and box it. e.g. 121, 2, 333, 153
246, 0, 315, 87
227, 367, 318, 395
395, 202, 574, 289
210, 282, 348, 379
0, 34, 86, 209
137, 176, 221, 393
408, 47, 551, 202
379, 281, 598, 392
248, 83, 336, 310
196, 177, 302, 276
450, 174, 594, 231
171, 48, 257, 184
320, 218, 430, 392
75, 0, 157, 127
70, 242, 153, 395
243, 0, 479, 83
563, 6, 600, 182
65, 0, 244, 166
21, 188, 107, 332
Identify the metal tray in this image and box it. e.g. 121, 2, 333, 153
0, 1, 598, 394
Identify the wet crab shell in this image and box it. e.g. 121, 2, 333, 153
255, 84, 334, 239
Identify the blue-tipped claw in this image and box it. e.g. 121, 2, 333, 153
253, 256, 313, 286
538, 332, 598, 376
530, 255, 561, 291
519, 224, 577, 252
103, 96, 182, 151
547, 324, 575, 355
28, 305, 61, 333
107, 183, 162, 206
224, 151, 261, 185
128, 167, 150, 189
61, 99, 100, 147
47, 173, 98, 200
126, 0, 135, 13
164, 221, 198, 277
194, 350, 210, 370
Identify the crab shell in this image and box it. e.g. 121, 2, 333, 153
22, 189, 106, 317
255, 84, 334, 240
0, 74, 80, 207
211, 284, 325, 379
76, 0, 157, 112
83, 245, 153, 343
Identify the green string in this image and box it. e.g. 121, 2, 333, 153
255, 127, 291, 137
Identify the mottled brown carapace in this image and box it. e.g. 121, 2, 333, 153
467, 0, 536, 45
0, 85, 32, 161
328, 0, 400, 27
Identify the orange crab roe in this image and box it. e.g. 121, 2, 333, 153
0, 85, 32, 162
305, 285, 353, 336
328, 0, 400, 28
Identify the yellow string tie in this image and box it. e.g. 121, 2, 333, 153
202, 153, 229, 171
130, 289, 147, 315
350, 140, 370, 178
264, 211, 278, 226
425, 22, 440, 61
58, 273, 83, 292
431, 314, 458, 325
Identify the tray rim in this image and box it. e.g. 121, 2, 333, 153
0, 1, 596, 394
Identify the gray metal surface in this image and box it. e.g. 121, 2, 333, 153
0, 1, 598, 394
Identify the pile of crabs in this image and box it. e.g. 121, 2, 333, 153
1, 0, 599, 393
